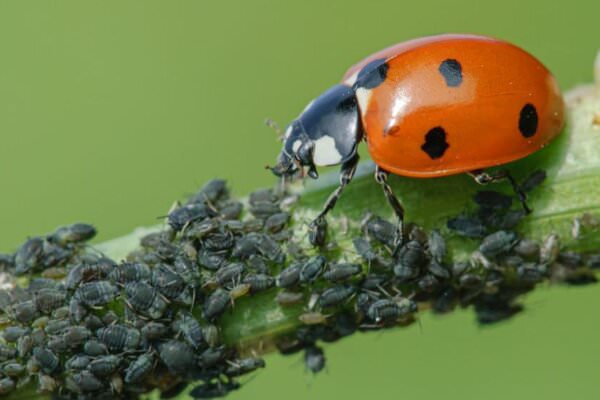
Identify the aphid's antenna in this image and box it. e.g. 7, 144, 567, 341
265, 118, 284, 141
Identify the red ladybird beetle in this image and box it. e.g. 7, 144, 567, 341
269, 34, 565, 248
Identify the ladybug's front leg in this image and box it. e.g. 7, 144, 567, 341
374, 167, 405, 256
308, 154, 360, 246
468, 169, 531, 214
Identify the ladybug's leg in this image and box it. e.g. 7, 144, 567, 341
309, 154, 360, 243
374, 167, 405, 255
468, 170, 531, 214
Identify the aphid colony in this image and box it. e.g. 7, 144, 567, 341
0, 176, 598, 399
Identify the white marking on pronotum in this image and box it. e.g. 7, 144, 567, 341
312, 135, 342, 166
344, 70, 359, 86
355, 87, 372, 119
284, 125, 293, 140
292, 140, 302, 153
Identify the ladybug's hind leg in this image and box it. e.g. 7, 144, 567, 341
374, 167, 405, 256
468, 169, 532, 214
309, 154, 360, 246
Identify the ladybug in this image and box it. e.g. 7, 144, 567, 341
269, 34, 565, 249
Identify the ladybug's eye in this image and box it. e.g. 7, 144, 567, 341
296, 141, 314, 166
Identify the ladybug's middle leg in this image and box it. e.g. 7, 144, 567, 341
468, 169, 531, 214
309, 154, 360, 244
374, 166, 405, 256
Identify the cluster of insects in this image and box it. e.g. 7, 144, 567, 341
0, 173, 598, 399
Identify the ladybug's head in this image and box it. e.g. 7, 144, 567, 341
270, 84, 362, 179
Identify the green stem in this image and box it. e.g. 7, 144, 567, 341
95, 83, 600, 350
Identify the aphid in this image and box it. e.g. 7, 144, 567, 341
17, 335, 33, 358
49, 223, 97, 245
220, 201, 244, 220
276, 263, 302, 288
66, 263, 101, 290
299, 311, 328, 325
517, 263, 546, 284
72, 370, 104, 392
3, 326, 29, 343
304, 345, 326, 374
189, 379, 240, 399
521, 169, 547, 192
168, 203, 216, 231
558, 252, 583, 268
474, 298, 523, 325
45, 319, 71, 335
124, 352, 155, 383
308, 216, 328, 247
275, 290, 304, 306
323, 263, 362, 282
203, 229, 235, 251
39, 242, 73, 269
87, 355, 121, 377
447, 215, 487, 238
366, 298, 417, 324
243, 273, 275, 293
151, 263, 187, 301
428, 260, 451, 279
200, 325, 219, 348
110, 373, 124, 395
141, 322, 169, 341
459, 273, 484, 289
110, 262, 152, 284
299, 256, 327, 283
66, 355, 92, 370
587, 254, 600, 269
474, 190, 513, 211
197, 249, 226, 271
176, 311, 205, 349
158, 340, 195, 375
215, 263, 246, 287
69, 298, 87, 323
255, 234, 285, 263
225, 357, 266, 377
47, 336, 69, 353
319, 284, 356, 308
249, 201, 281, 220
229, 283, 252, 301
418, 274, 440, 292
479, 230, 519, 258
14, 237, 44, 274
394, 240, 425, 278
197, 345, 229, 369
353, 237, 378, 262
184, 218, 219, 240
203, 288, 230, 321
264, 212, 290, 233
41, 266, 67, 279
2, 362, 25, 377
34, 288, 66, 314
249, 188, 279, 205
513, 239, 540, 259
0, 377, 15, 395
174, 255, 201, 286
33, 347, 59, 374
11, 299, 37, 323
96, 325, 141, 352
272, 228, 293, 241
539, 233, 560, 265
37, 374, 57, 394
432, 287, 458, 314
427, 229, 446, 263
84, 340, 108, 356
189, 179, 229, 204
74, 281, 117, 306
0, 253, 14, 270
83, 314, 104, 331
125, 281, 167, 319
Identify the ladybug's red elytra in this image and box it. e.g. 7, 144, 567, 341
269, 34, 565, 249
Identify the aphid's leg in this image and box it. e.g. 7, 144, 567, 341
310, 153, 360, 230
468, 169, 531, 214
374, 167, 405, 255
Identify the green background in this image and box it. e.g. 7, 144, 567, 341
0, 1, 598, 399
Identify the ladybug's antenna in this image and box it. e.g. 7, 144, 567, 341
264, 118, 284, 141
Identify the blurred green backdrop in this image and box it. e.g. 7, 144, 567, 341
0, 1, 598, 399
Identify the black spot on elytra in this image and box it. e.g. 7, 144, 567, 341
421, 127, 449, 159
353, 58, 389, 90
438, 59, 462, 87
519, 103, 538, 138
